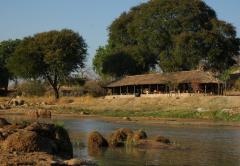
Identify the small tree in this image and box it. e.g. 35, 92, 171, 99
7, 29, 87, 99
0, 39, 21, 94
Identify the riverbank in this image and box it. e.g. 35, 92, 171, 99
1, 95, 240, 122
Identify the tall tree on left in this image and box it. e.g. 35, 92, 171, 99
7, 29, 87, 99
0, 39, 21, 95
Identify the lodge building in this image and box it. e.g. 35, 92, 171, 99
105, 70, 223, 96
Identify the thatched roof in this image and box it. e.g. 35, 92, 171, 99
106, 70, 222, 88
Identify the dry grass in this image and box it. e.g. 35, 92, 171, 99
1, 95, 240, 121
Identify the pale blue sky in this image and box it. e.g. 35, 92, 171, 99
0, 0, 239, 67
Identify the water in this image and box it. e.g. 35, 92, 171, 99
3, 116, 240, 166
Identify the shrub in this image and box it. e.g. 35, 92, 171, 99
17, 80, 46, 96
83, 80, 106, 97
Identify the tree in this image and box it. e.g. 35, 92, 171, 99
0, 39, 21, 94
93, 45, 156, 78
94, 0, 239, 76
7, 29, 87, 99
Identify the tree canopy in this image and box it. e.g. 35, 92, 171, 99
0, 39, 21, 93
7, 29, 87, 99
93, 0, 240, 78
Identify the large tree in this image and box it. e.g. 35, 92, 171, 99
0, 39, 21, 94
93, 0, 239, 77
7, 29, 87, 99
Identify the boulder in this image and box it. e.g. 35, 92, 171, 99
0, 118, 11, 128
2, 130, 56, 153
0, 122, 73, 159
133, 129, 147, 140
125, 129, 148, 146
10, 98, 25, 106
54, 125, 73, 159
155, 136, 171, 144
123, 117, 131, 121
88, 131, 108, 149
27, 109, 51, 118
38, 109, 51, 118
25, 122, 55, 139
108, 128, 134, 147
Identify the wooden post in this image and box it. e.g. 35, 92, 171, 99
217, 83, 220, 96
141, 85, 143, 94
157, 84, 159, 91
126, 86, 128, 94
120, 86, 122, 95
134, 85, 136, 94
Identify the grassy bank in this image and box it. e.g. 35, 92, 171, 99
50, 106, 240, 122
1, 95, 240, 122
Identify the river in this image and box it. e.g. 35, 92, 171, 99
3, 115, 240, 166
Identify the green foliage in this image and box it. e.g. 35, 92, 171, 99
0, 39, 21, 93
17, 80, 47, 96
94, 0, 240, 76
93, 46, 112, 78
7, 29, 87, 99
93, 45, 156, 78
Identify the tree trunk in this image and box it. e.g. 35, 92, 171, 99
53, 86, 59, 99
45, 74, 60, 99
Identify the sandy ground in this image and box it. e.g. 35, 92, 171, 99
1, 95, 240, 112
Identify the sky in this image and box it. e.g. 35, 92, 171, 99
0, 0, 239, 68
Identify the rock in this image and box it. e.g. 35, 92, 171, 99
196, 107, 208, 112
0, 122, 73, 159
64, 159, 98, 166
54, 125, 73, 159
108, 128, 133, 147
0, 105, 4, 109
64, 158, 82, 165
27, 109, 51, 118
41, 102, 47, 105
0, 132, 5, 141
0, 152, 55, 166
133, 129, 147, 141
10, 98, 25, 106
2, 130, 56, 153
119, 128, 134, 136
0, 104, 11, 110
27, 110, 40, 118
155, 136, 171, 144
88, 131, 108, 149
123, 117, 131, 121
80, 111, 89, 115
25, 122, 55, 139
38, 109, 51, 118
0, 118, 11, 128
125, 129, 147, 146
134, 139, 173, 149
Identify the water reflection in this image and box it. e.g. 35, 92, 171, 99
3, 115, 240, 166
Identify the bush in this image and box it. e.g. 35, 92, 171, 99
83, 80, 106, 97
17, 80, 46, 96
